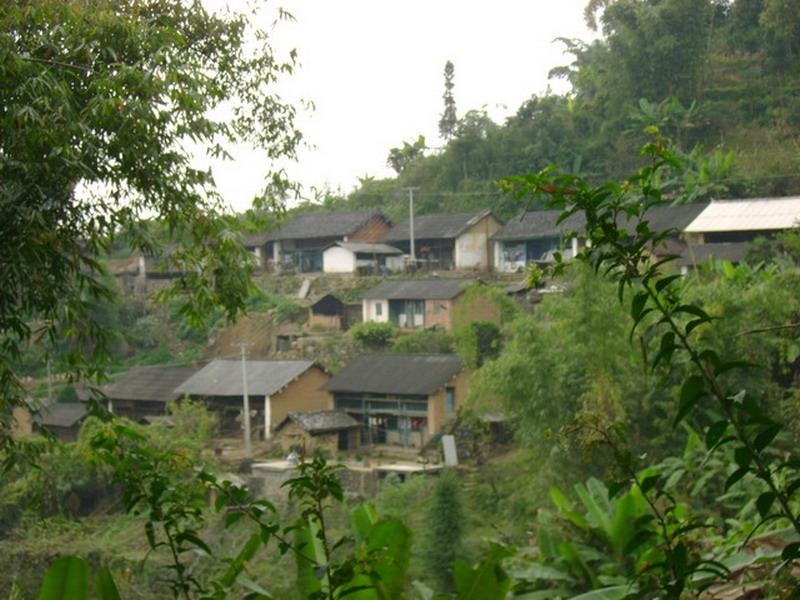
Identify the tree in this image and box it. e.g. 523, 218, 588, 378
386, 134, 426, 174
421, 468, 464, 590
438, 60, 458, 141
0, 0, 301, 460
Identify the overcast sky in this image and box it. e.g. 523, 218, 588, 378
208, 1, 596, 212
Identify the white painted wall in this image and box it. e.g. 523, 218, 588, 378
454, 216, 503, 269
362, 299, 389, 323
323, 246, 356, 273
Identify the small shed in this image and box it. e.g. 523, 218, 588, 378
308, 294, 364, 331
36, 403, 89, 442
274, 410, 362, 454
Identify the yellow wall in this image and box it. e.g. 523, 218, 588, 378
427, 369, 471, 436
269, 366, 332, 429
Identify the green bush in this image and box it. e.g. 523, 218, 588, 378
348, 321, 396, 349
454, 320, 502, 368
392, 330, 454, 354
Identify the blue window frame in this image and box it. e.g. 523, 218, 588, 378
445, 387, 455, 413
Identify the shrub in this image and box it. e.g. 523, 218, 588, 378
348, 321, 396, 349
392, 330, 454, 354
454, 320, 502, 367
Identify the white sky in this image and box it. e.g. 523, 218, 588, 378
209, 1, 596, 212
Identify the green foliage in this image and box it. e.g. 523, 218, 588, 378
56, 384, 79, 404
348, 322, 397, 350
504, 135, 800, 595
420, 469, 464, 590
391, 330, 455, 354
0, 0, 301, 461
453, 321, 502, 368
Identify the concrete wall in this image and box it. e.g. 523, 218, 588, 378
268, 367, 332, 433
362, 299, 389, 323
454, 215, 504, 270
323, 246, 356, 273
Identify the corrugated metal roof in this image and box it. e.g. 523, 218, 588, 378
245, 211, 385, 245
333, 242, 402, 254
276, 410, 360, 433
322, 353, 463, 395
39, 403, 88, 428
492, 210, 586, 241
103, 366, 197, 402
361, 278, 477, 300
383, 210, 494, 242
175, 360, 317, 397
685, 197, 800, 232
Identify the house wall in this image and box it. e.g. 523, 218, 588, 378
322, 246, 356, 273
362, 299, 389, 323
349, 216, 392, 243
112, 399, 168, 421
427, 369, 470, 436
454, 215, 504, 270
309, 313, 342, 330
11, 406, 33, 437
269, 366, 332, 431
424, 298, 454, 331
277, 421, 338, 455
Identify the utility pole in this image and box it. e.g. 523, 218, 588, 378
235, 343, 253, 458
405, 187, 419, 265
46, 359, 53, 404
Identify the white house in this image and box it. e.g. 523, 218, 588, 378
322, 242, 403, 274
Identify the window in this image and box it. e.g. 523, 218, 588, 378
375, 302, 383, 317
445, 387, 455, 413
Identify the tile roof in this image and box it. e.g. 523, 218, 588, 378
38, 403, 88, 428
331, 242, 402, 254
322, 353, 463, 395
276, 410, 360, 434
383, 210, 495, 242
492, 210, 586, 241
245, 211, 385, 246
685, 197, 800, 232
617, 204, 709, 234
175, 360, 318, 397
103, 366, 198, 403
360, 278, 477, 300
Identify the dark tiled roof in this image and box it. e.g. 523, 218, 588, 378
175, 360, 318, 397
617, 204, 709, 235
103, 366, 197, 403
383, 210, 494, 242
680, 242, 750, 266
361, 278, 477, 300
322, 353, 463, 395
39, 403, 88, 428
276, 410, 360, 434
246, 211, 385, 246
332, 242, 402, 254
492, 210, 586, 241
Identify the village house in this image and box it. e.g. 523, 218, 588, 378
273, 410, 362, 454
360, 278, 499, 332
101, 366, 198, 422
174, 360, 331, 438
244, 210, 392, 272
308, 294, 362, 331
36, 403, 89, 442
321, 353, 468, 448
381, 209, 503, 271
321, 241, 403, 274
683, 197, 800, 243
494, 204, 710, 272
